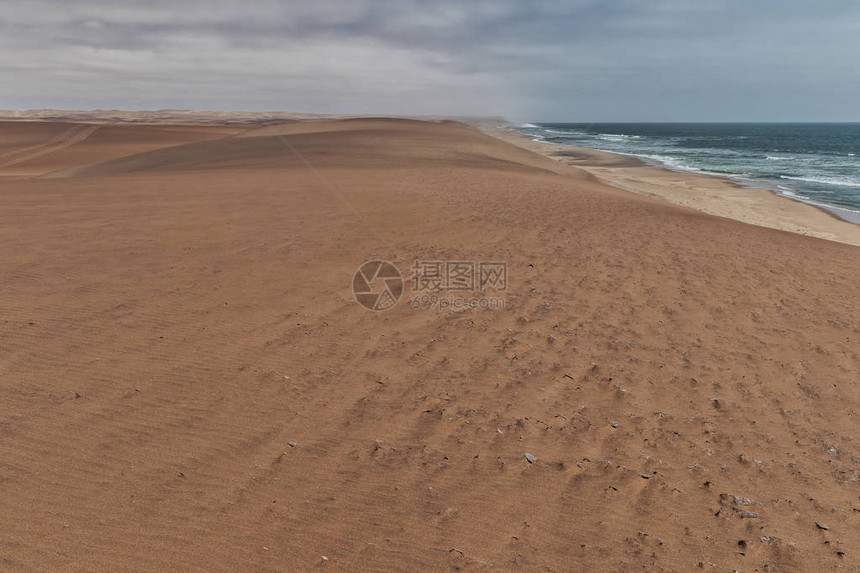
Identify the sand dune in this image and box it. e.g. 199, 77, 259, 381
0, 124, 99, 168
0, 122, 246, 178
1, 118, 858, 571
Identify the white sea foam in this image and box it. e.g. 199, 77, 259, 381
776, 185, 802, 198
597, 133, 641, 142
639, 154, 697, 172
780, 175, 860, 188
774, 185, 860, 221
517, 123, 540, 128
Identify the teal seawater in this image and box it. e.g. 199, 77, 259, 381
513, 123, 860, 223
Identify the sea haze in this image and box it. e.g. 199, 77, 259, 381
513, 123, 860, 223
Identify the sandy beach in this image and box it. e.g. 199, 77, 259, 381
1, 116, 859, 571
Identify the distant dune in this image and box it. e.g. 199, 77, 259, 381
0, 109, 505, 126
1, 117, 858, 571
0, 109, 338, 124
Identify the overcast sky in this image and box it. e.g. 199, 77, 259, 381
3, 0, 859, 121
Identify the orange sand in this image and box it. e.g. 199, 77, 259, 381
1, 117, 858, 571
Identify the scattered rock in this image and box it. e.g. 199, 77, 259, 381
288, 441, 297, 448
722, 494, 755, 507
547, 334, 556, 343
525, 452, 536, 464
816, 522, 830, 530
609, 421, 620, 428
740, 511, 759, 519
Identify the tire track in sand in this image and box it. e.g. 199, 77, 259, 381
0, 124, 100, 169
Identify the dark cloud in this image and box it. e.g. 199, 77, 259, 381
2, 0, 859, 120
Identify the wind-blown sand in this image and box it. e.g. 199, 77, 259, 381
1, 117, 859, 571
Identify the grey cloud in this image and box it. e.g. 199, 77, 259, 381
2, 0, 859, 120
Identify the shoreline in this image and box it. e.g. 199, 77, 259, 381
484, 124, 860, 248
595, 146, 860, 226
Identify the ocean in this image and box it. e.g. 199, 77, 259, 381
511, 123, 860, 224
